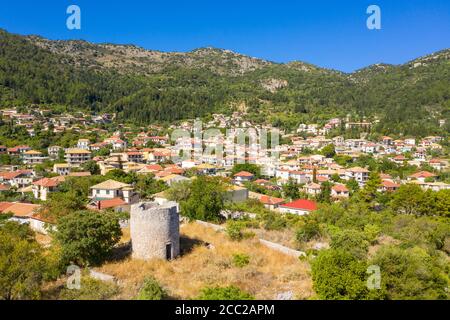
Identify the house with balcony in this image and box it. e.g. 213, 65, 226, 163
53, 163, 71, 176
48, 146, 62, 159
64, 148, 92, 166
23, 150, 48, 165
89, 179, 138, 206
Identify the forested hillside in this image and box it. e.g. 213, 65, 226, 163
0, 29, 449, 136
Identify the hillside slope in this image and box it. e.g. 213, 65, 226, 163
0, 29, 449, 136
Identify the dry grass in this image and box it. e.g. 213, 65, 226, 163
95, 222, 313, 300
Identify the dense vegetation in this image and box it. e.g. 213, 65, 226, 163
1, 29, 449, 136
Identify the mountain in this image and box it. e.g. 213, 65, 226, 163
0, 29, 449, 136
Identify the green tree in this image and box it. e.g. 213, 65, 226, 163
390, 184, 428, 215
181, 176, 226, 222
296, 219, 321, 243
282, 178, 300, 200
370, 245, 449, 300
135, 174, 168, 200
44, 190, 86, 219
166, 180, 192, 202
53, 211, 122, 266
0, 222, 46, 300
311, 249, 377, 300
360, 171, 382, 204
317, 181, 332, 204
345, 178, 360, 194
330, 229, 370, 259
81, 160, 100, 175
321, 144, 336, 158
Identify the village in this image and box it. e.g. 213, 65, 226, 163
0, 108, 448, 229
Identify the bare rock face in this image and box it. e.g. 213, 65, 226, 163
130, 201, 180, 261
261, 78, 288, 93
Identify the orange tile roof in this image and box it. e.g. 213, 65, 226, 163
33, 176, 65, 187
234, 171, 254, 177
410, 171, 436, 178
98, 198, 126, 210
0, 202, 41, 217
260, 195, 285, 206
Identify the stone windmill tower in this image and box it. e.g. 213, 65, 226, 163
130, 201, 180, 261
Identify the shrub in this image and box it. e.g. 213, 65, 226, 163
59, 277, 119, 300
232, 253, 250, 268
330, 229, 370, 259
197, 286, 254, 300
370, 245, 449, 300
53, 210, 122, 267
296, 220, 321, 243
263, 213, 287, 231
311, 249, 379, 300
225, 220, 257, 241
137, 277, 166, 300
0, 222, 46, 300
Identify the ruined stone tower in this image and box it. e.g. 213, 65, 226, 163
130, 201, 180, 261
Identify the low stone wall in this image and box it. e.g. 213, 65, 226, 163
194, 220, 306, 258
258, 239, 306, 258
195, 220, 225, 231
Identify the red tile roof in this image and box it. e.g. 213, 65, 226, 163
410, 171, 436, 179
260, 195, 285, 206
33, 176, 64, 187
234, 171, 254, 177
280, 199, 318, 212
0, 202, 41, 217
98, 198, 126, 210
382, 180, 400, 188
332, 184, 349, 192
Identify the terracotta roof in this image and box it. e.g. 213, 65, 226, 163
0, 170, 32, 180
0, 202, 41, 217
280, 199, 318, 211
234, 171, 254, 177
33, 176, 64, 187
260, 195, 285, 206
348, 167, 370, 173
0, 184, 10, 191
68, 172, 91, 177
332, 184, 349, 192
98, 198, 126, 209
382, 180, 400, 188
410, 171, 436, 178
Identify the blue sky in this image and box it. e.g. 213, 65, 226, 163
1, 0, 449, 72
